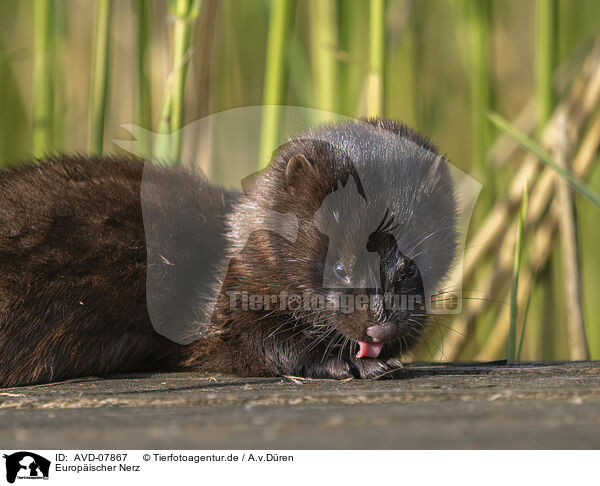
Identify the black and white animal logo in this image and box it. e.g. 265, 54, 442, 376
3, 452, 51, 483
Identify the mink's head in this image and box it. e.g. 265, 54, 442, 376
227, 119, 457, 359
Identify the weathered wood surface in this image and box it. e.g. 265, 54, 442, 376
0, 361, 599, 449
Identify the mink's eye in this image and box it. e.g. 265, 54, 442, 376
405, 260, 418, 279
334, 261, 348, 280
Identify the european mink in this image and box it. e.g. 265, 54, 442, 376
0, 119, 457, 387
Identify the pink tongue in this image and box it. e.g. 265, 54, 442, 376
356, 341, 384, 359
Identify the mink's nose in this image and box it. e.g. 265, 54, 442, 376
366, 322, 398, 342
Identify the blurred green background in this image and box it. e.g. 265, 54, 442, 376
0, 0, 599, 361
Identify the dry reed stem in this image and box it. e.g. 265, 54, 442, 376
475, 112, 600, 359
432, 42, 600, 360
475, 208, 556, 359
458, 38, 600, 289
488, 41, 586, 167
552, 114, 589, 359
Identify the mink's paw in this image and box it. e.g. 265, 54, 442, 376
319, 358, 355, 379
349, 357, 404, 379
304, 356, 403, 380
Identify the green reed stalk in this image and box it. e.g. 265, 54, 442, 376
395, 1, 422, 127
467, 0, 491, 171
535, 0, 557, 133
170, 0, 201, 162
0, 39, 29, 164
309, 0, 338, 117
517, 274, 535, 361
258, 0, 293, 169
0, 40, 6, 161
52, 2, 68, 151
33, 0, 54, 157
507, 186, 527, 362
133, 0, 153, 158
87, 0, 113, 155
287, 30, 311, 107
338, 0, 364, 116
367, 0, 386, 117
154, 0, 201, 164
154, 93, 173, 161
135, 0, 152, 137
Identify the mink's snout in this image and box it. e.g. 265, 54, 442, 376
366, 321, 398, 342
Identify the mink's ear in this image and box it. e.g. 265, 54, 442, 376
285, 153, 317, 192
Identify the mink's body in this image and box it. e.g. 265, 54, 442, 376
0, 157, 239, 386
0, 119, 457, 387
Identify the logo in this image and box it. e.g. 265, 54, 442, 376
3, 452, 50, 483
114, 107, 482, 344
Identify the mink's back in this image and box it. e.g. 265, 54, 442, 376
0, 155, 235, 387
